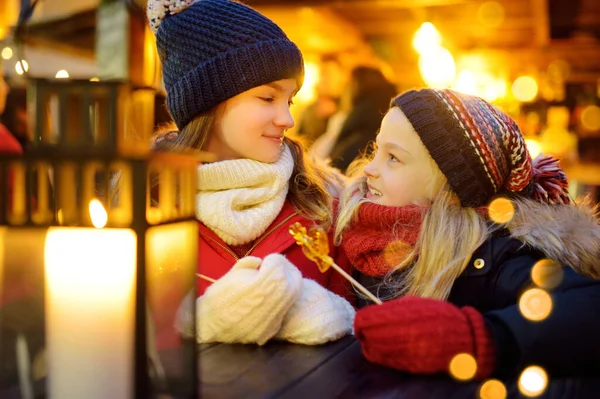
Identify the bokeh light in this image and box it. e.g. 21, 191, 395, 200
518, 366, 548, 397
15, 59, 29, 75
449, 353, 477, 381
478, 1, 505, 28
419, 46, 456, 88
512, 76, 538, 102
383, 240, 413, 268
454, 69, 477, 95
413, 22, 442, 54
296, 61, 319, 104
531, 259, 564, 289
90, 77, 100, 82
581, 105, 600, 131
55, 69, 70, 79
525, 139, 541, 159
479, 379, 507, 399
1, 46, 13, 60
488, 197, 515, 224
519, 288, 553, 322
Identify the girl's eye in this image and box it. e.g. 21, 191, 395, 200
389, 153, 400, 162
259, 97, 275, 103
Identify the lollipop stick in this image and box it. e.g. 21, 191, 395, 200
328, 262, 382, 305
196, 273, 216, 283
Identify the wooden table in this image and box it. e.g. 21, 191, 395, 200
197, 336, 600, 399
2, 335, 599, 398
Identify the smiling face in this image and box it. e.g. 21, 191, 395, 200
203, 78, 298, 163
363, 107, 445, 207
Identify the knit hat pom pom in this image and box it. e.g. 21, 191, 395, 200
531, 154, 570, 205
147, 0, 198, 33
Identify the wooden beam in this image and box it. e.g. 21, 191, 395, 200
19, 35, 95, 60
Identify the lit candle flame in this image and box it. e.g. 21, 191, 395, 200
89, 199, 108, 228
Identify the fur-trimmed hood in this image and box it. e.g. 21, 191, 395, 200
506, 198, 600, 279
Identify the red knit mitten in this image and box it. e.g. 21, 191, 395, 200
354, 296, 496, 379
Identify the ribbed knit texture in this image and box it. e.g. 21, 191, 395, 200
192, 255, 303, 345
148, 0, 304, 129
275, 278, 355, 345
392, 89, 532, 207
342, 203, 424, 277
354, 296, 496, 380
196, 145, 294, 245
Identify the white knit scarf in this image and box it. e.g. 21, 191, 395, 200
196, 145, 294, 245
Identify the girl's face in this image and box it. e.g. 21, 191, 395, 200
364, 107, 441, 207
205, 78, 297, 163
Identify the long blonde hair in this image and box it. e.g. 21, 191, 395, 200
156, 109, 344, 230
335, 153, 493, 301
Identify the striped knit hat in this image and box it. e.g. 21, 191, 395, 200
391, 89, 570, 207
147, 0, 304, 130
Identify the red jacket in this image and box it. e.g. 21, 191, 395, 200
197, 201, 354, 302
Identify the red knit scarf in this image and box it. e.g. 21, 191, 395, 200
341, 203, 426, 277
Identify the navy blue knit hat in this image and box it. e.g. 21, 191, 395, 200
391, 89, 570, 207
148, 0, 305, 130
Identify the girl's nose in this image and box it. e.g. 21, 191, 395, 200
275, 104, 295, 130
363, 161, 378, 178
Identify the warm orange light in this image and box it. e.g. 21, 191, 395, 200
1, 46, 12, 60
519, 288, 553, 321
89, 199, 108, 229
419, 46, 456, 88
296, 62, 319, 104
525, 139, 542, 159
15, 59, 28, 75
479, 379, 507, 399
581, 105, 600, 131
488, 197, 515, 224
512, 76, 538, 102
55, 69, 70, 79
518, 366, 548, 397
531, 259, 564, 289
449, 353, 477, 381
413, 22, 442, 54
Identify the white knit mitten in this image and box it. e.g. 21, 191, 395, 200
275, 278, 355, 345
193, 255, 303, 345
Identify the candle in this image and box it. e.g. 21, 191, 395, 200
44, 227, 136, 399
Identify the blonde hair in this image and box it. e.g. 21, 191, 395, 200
157, 109, 344, 230
335, 149, 494, 301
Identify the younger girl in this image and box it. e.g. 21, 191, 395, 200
336, 88, 600, 379
148, 0, 354, 346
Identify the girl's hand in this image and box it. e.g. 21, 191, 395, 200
354, 296, 496, 380
275, 278, 355, 345
193, 254, 303, 345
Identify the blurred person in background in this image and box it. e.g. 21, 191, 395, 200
0, 72, 23, 155
296, 55, 347, 146
1, 83, 28, 151
328, 66, 396, 174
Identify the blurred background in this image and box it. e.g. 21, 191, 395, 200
1, 0, 600, 195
